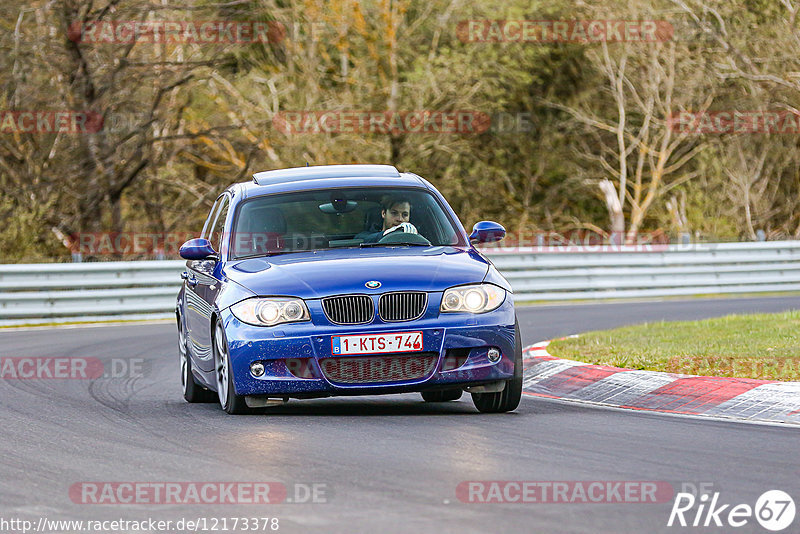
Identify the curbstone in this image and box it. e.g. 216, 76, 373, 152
522, 341, 800, 425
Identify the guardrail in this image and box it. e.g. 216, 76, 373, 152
0, 261, 184, 326
487, 241, 800, 301
1, 241, 799, 326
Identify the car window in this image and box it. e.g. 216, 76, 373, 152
231, 187, 465, 258
208, 195, 230, 253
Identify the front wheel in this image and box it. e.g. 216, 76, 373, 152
213, 318, 252, 414
471, 320, 522, 413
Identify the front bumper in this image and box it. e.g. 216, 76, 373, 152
220, 296, 516, 398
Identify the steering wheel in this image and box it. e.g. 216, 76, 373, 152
377, 231, 431, 245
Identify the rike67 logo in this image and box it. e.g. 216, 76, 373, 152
668, 489, 795, 531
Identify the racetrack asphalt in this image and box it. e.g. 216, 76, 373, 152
0, 296, 798, 533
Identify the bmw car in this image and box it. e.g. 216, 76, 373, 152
176, 164, 521, 414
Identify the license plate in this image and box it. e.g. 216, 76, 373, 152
331, 331, 423, 355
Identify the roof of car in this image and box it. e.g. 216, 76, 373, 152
253, 164, 401, 185
235, 164, 427, 198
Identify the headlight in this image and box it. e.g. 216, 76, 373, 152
230, 297, 310, 326
440, 284, 505, 314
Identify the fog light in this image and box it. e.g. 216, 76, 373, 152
250, 362, 265, 377
487, 348, 501, 363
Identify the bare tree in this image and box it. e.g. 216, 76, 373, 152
551, 33, 713, 243
670, 0, 800, 240
0, 0, 245, 242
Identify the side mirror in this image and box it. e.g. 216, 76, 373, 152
179, 238, 218, 260
469, 221, 506, 244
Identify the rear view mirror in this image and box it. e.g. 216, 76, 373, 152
179, 238, 218, 260
469, 221, 506, 244
319, 200, 358, 214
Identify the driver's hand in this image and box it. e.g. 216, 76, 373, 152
383, 222, 418, 236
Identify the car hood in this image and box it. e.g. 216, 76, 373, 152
223, 246, 490, 299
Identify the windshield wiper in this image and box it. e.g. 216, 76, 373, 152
234, 250, 306, 260
359, 242, 429, 247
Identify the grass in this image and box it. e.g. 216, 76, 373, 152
547, 310, 800, 381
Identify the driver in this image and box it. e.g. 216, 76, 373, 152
356, 195, 419, 243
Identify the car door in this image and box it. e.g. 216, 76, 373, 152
189, 193, 230, 372
185, 195, 226, 372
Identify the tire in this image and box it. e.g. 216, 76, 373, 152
179, 314, 216, 403
471, 319, 522, 413
421, 389, 463, 402
213, 318, 252, 414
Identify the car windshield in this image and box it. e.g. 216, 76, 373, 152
231, 187, 465, 259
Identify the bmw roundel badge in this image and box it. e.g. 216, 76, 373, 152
365, 280, 381, 289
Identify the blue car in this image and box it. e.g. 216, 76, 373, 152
176, 164, 521, 414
